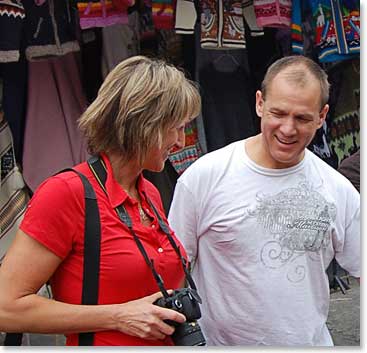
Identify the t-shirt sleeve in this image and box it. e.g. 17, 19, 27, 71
334, 191, 360, 277
20, 174, 84, 259
168, 179, 198, 267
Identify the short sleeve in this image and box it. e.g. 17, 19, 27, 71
20, 173, 84, 259
335, 203, 360, 278
168, 179, 198, 267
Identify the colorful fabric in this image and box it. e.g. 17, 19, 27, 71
76, 0, 132, 29
175, 0, 263, 48
329, 110, 359, 165
0, 0, 25, 63
291, 0, 360, 63
168, 120, 203, 175
0, 117, 29, 263
20, 152, 187, 345
327, 59, 360, 165
253, 0, 292, 28
152, 0, 175, 29
201, 0, 262, 48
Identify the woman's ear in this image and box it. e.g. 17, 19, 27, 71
255, 90, 264, 118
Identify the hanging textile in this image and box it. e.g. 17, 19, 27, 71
175, 0, 263, 49
152, 0, 175, 29
291, 0, 360, 63
199, 62, 256, 152
253, 0, 292, 28
0, 0, 25, 63
168, 120, 203, 175
101, 10, 140, 78
76, 0, 132, 29
22, 52, 89, 192
0, 114, 29, 263
327, 59, 359, 165
22, 0, 80, 61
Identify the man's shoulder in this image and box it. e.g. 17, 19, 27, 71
181, 140, 242, 175
306, 149, 359, 191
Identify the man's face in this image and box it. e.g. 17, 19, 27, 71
255, 73, 329, 169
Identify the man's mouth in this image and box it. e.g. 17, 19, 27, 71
275, 136, 296, 145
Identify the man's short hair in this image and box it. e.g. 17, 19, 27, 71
261, 55, 330, 108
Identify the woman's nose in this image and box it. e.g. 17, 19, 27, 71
175, 128, 186, 149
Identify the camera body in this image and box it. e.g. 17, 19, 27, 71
154, 288, 206, 346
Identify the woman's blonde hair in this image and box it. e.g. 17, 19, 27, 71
78, 55, 201, 163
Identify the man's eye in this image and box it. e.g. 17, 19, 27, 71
297, 116, 312, 122
270, 112, 283, 118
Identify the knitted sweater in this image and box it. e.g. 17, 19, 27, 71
175, 0, 263, 49
253, 0, 292, 28
291, 0, 360, 63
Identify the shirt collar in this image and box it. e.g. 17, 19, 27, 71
100, 152, 147, 208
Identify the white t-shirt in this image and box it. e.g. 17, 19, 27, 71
168, 139, 360, 346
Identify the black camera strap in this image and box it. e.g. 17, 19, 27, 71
88, 156, 197, 295
59, 168, 101, 346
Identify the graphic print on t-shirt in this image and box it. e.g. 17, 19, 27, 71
247, 178, 336, 283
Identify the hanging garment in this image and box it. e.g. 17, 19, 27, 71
199, 63, 256, 152
157, 29, 184, 66
0, 116, 29, 263
152, 0, 175, 29
0, 57, 28, 165
327, 59, 359, 166
168, 120, 203, 175
291, 0, 360, 63
79, 29, 104, 103
253, 0, 292, 28
76, 0, 132, 29
0, 0, 25, 63
175, 0, 264, 49
101, 10, 140, 78
23, 0, 80, 61
22, 52, 89, 192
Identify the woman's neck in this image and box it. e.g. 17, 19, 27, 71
107, 152, 143, 198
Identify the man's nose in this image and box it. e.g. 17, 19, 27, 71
280, 117, 297, 135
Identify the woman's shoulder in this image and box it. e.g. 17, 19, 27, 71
30, 167, 88, 212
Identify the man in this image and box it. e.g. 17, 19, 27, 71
168, 56, 360, 346
338, 149, 360, 192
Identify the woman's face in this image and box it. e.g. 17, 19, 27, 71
142, 119, 189, 172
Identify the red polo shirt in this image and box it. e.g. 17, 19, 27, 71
20, 153, 187, 346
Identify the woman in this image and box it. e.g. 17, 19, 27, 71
0, 56, 201, 346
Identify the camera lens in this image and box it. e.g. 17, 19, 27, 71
172, 321, 206, 346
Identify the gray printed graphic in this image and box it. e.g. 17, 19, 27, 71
247, 180, 336, 282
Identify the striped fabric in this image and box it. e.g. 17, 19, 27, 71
168, 119, 203, 175
152, 0, 175, 29
76, 0, 132, 29
0, 117, 29, 263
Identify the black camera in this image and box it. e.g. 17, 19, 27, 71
154, 287, 206, 346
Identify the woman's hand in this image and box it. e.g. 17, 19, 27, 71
114, 291, 186, 340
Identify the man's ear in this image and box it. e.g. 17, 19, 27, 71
255, 90, 264, 118
318, 104, 329, 128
